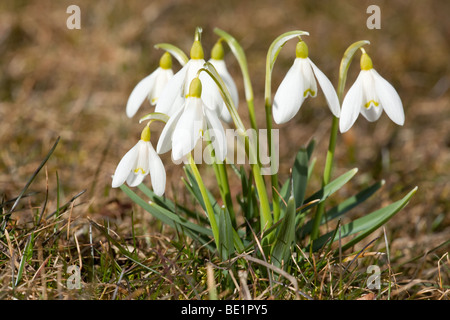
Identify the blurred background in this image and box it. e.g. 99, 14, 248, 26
0, 0, 448, 293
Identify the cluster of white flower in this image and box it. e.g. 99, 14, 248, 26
112, 32, 404, 198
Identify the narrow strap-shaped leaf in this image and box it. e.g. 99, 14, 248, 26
310, 186, 418, 252
301, 168, 359, 211
292, 140, 315, 208
218, 208, 235, 260
299, 180, 385, 238
271, 190, 296, 269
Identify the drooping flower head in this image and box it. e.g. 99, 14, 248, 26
156, 77, 227, 162
155, 36, 222, 118
112, 125, 166, 196
339, 49, 405, 133
126, 52, 173, 118
207, 39, 239, 123
273, 39, 340, 124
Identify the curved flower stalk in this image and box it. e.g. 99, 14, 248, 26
157, 77, 227, 162
126, 52, 174, 118
155, 33, 222, 118
207, 40, 239, 123
273, 40, 340, 124
112, 125, 166, 196
339, 50, 405, 133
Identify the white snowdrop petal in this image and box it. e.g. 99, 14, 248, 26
339, 72, 364, 133
148, 68, 173, 105
308, 58, 340, 118
172, 98, 204, 161
126, 172, 145, 187
147, 144, 166, 196
156, 105, 184, 154
155, 63, 188, 116
126, 71, 157, 118
112, 143, 139, 188
204, 105, 227, 162
372, 69, 405, 125
300, 58, 317, 98
360, 103, 383, 122
273, 59, 305, 124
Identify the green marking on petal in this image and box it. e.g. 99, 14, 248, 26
365, 100, 379, 108
304, 89, 316, 97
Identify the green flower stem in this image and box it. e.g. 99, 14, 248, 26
265, 99, 280, 222
310, 116, 338, 240
263, 30, 309, 222
199, 62, 272, 234
310, 40, 370, 242
188, 154, 220, 250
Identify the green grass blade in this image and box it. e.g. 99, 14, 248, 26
1, 136, 60, 232
120, 184, 213, 239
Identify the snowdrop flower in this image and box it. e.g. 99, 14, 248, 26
339, 50, 404, 133
273, 40, 340, 124
157, 77, 227, 162
206, 40, 239, 123
112, 125, 166, 196
126, 52, 174, 118
155, 39, 222, 118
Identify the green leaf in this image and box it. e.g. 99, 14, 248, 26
292, 140, 316, 209
299, 180, 385, 238
154, 43, 189, 66
310, 186, 418, 252
271, 190, 296, 269
302, 168, 359, 209
218, 208, 235, 260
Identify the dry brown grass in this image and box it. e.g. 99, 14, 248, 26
0, 0, 448, 299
